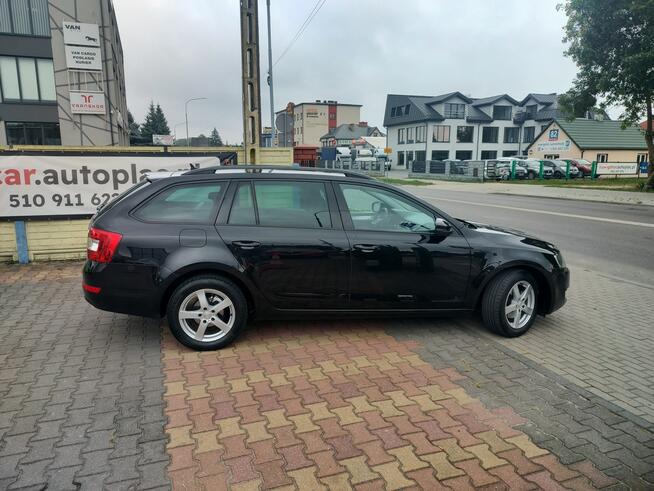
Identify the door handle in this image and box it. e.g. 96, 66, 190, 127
353, 244, 379, 253
232, 240, 261, 250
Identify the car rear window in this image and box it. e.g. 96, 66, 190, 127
133, 182, 224, 223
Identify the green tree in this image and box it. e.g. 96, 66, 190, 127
140, 101, 170, 142
558, 0, 654, 189
208, 127, 224, 146
127, 110, 140, 137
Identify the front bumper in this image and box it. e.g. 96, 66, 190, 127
547, 266, 570, 314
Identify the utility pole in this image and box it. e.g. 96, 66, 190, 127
266, 0, 275, 146
240, 0, 262, 163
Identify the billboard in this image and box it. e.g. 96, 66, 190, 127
70, 91, 106, 114
596, 162, 638, 175
63, 22, 100, 47
153, 135, 174, 146
65, 46, 102, 71
0, 155, 225, 218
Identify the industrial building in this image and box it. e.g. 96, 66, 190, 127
0, 0, 128, 146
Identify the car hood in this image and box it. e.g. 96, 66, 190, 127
460, 220, 560, 254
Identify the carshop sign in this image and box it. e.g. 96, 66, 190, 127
0, 155, 221, 218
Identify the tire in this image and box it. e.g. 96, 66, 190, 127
481, 270, 538, 337
527, 171, 536, 180
554, 171, 563, 179
166, 275, 248, 350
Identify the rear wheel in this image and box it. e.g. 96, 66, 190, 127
481, 270, 538, 337
166, 275, 247, 350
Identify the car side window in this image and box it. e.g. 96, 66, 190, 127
228, 182, 256, 225
339, 183, 435, 233
254, 181, 332, 229
134, 183, 224, 223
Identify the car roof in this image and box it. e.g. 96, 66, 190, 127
146, 165, 374, 182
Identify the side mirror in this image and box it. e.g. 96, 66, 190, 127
434, 217, 452, 234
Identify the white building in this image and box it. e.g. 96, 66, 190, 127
383, 92, 565, 168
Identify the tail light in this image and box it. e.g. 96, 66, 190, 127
87, 227, 122, 263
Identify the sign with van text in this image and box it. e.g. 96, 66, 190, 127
63, 22, 100, 47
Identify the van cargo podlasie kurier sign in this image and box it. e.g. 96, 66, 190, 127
65, 46, 102, 70
0, 155, 222, 218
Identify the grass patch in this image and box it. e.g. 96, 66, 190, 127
376, 177, 432, 186
499, 177, 651, 192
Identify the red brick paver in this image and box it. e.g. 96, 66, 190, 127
161, 322, 614, 490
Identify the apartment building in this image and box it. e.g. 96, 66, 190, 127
383, 92, 566, 167
275, 100, 361, 147
0, 0, 128, 146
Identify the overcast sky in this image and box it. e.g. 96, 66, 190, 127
113, 0, 614, 144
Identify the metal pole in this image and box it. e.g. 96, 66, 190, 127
184, 97, 207, 147
266, 0, 275, 147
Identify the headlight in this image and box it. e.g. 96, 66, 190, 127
554, 252, 566, 268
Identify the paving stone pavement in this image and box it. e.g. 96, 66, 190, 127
1, 261, 653, 490
0, 263, 170, 490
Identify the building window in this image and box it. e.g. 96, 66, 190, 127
406, 127, 414, 143
398, 128, 405, 144
0, 56, 56, 102
456, 126, 473, 143
391, 107, 396, 117
503, 127, 519, 143
432, 125, 450, 143
444, 103, 465, 119
455, 150, 472, 160
0, 0, 50, 36
6, 122, 61, 145
502, 150, 518, 157
406, 150, 414, 163
481, 150, 497, 160
415, 150, 426, 162
523, 127, 535, 143
416, 125, 426, 143
493, 105, 512, 120
397, 151, 405, 166
404, 104, 410, 115
525, 104, 537, 119
637, 153, 648, 163
596, 153, 608, 163
431, 150, 449, 161
544, 154, 560, 159
482, 126, 499, 143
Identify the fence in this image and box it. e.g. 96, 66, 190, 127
317, 157, 386, 177
408, 160, 485, 182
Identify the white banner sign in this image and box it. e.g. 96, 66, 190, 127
0, 155, 222, 217
70, 91, 106, 114
63, 21, 100, 47
536, 139, 572, 152
65, 46, 102, 71
596, 162, 638, 175
153, 135, 174, 145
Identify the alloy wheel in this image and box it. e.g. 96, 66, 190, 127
504, 280, 535, 330
178, 288, 235, 342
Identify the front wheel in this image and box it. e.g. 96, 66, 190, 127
166, 275, 247, 350
481, 270, 538, 337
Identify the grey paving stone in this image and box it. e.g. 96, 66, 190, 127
0, 263, 170, 490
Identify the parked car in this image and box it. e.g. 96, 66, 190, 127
83, 166, 569, 350
519, 159, 555, 179
487, 158, 529, 180
562, 158, 593, 177
543, 160, 579, 179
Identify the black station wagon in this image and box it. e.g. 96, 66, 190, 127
83, 166, 569, 350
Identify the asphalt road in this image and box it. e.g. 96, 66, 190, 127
405, 185, 654, 287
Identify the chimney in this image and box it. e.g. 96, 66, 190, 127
358, 121, 368, 127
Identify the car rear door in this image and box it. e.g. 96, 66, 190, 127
215, 178, 350, 310
334, 181, 471, 310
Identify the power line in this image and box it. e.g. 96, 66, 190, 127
274, 0, 327, 66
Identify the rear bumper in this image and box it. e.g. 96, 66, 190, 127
83, 261, 161, 318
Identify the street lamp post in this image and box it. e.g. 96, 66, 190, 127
173, 122, 185, 142
185, 97, 207, 147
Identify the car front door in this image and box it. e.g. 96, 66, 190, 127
335, 182, 471, 310
216, 179, 349, 310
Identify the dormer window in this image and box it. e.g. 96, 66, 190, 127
493, 105, 512, 120
525, 104, 537, 119
444, 103, 465, 119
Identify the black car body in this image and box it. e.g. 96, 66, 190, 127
83, 166, 568, 349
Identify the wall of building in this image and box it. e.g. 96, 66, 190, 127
336, 105, 360, 127
526, 122, 647, 162
49, 0, 129, 146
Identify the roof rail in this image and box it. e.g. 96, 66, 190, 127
184, 165, 373, 179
